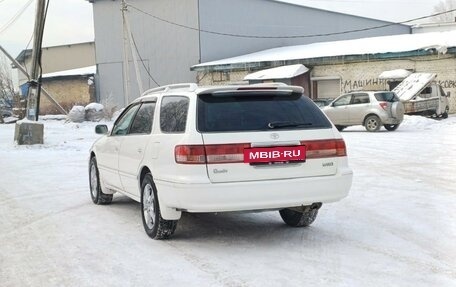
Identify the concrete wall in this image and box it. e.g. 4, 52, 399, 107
17, 42, 95, 85
197, 55, 456, 113
40, 77, 94, 115
92, 0, 200, 108
198, 0, 410, 62
311, 56, 456, 113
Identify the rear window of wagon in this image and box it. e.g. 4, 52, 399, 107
197, 92, 332, 132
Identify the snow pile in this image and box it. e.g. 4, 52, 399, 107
378, 69, 412, 80
244, 64, 309, 80
85, 103, 104, 122
1, 116, 19, 124
85, 103, 104, 112
401, 115, 442, 130
67, 106, 85, 123
41, 65, 96, 78
67, 104, 106, 122
40, 115, 67, 121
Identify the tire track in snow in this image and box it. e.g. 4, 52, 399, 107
164, 240, 249, 287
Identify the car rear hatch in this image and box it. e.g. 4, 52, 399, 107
374, 92, 404, 121
176, 86, 346, 183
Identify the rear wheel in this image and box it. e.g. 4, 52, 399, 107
141, 174, 178, 239
442, 107, 449, 119
279, 204, 321, 227
364, 115, 382, 132
384, 124, 400, 131
89, 157, 113, 205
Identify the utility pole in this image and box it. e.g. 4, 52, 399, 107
121, 0, 144, 104
14, 0, 47, 145
121, 0, 130, 106
26, 0, 47, 121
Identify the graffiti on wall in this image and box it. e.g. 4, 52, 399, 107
437, 80, 456, 89
342, 78, 388, 93
341, 78, 456, 92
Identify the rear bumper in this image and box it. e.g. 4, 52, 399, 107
155, 167, 353, 214
382, 118, 402, 125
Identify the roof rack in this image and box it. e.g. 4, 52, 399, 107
142, 83, 198, 95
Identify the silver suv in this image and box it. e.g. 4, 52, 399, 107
322, 91, 404, 132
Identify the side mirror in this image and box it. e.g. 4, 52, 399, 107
95, 124, 109, 135
447, 91, 451, 98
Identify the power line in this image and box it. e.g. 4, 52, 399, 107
130, 33, 160, 86
293, 0, 430, 3
0, 0, 34, 35
127, 4, 456, 39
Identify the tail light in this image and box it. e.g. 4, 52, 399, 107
175, 144, 250, 164
379, 102, 388, 110
175, 139, 346, 164
301, 139, 347, 158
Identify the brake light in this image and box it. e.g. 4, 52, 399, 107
175, 143, 250, 164
175, 139, 346, 164
379, 102, 388, 110
175, 145, 206, 164
301, 139, 347, 158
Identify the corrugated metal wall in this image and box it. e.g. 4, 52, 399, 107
93, 0, 199, 108
198, 0, 410, 62
92, 0, 410, 108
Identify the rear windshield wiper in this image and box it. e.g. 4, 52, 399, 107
268, 121, 313, 129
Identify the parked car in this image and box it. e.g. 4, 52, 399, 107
312, 98, 333, 108
323, 91, 404, 132
89, 83, 353, 239
393, 73, 450, 118
0, 98, 13, 119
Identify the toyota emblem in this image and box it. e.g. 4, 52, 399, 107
270, 133, 279, 140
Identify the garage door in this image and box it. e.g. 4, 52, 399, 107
314, 79, 341, 99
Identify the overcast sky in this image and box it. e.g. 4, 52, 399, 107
0, 0, 446, 59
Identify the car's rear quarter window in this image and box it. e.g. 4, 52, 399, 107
160, 96, 189, 133
375, 92, 399, 102
197, 92, 332, 132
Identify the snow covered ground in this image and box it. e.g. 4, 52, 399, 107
0, 116, 455, 287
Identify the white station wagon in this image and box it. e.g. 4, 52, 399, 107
89, 83, 353, 239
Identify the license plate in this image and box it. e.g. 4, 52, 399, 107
243, 146, 306, 164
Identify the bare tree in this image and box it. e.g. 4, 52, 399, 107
0, 55, 15, 105
433, 0, 456, 22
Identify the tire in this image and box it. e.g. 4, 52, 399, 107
335, 125, 346, 131
442, 107, 449, 119
391, 101, 405, 121
384, 124, 400, 131
364, 115, 382, 132
279, 205, 320, 227
141, 174, 177, 239
89, 157, 113, 205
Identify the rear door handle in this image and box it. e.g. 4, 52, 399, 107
137, 148, 143, 153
